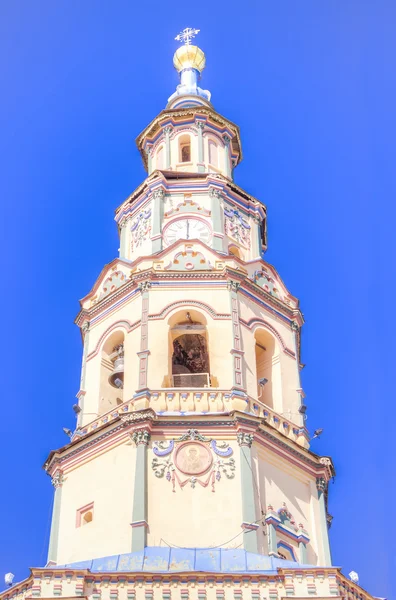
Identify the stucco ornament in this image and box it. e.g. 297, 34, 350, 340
152, 431, 235, 492
237, 432, 254, 447
131, 208, 152, 250
51, 471, 64, 489
131, 429, 151, 446
224, 207, 251, 248
99, 270, 127, 301
252, 269, 280, 298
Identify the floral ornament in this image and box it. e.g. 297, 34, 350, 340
224, 207, 251, 248
130, 208, 152, 250
152, 454, 235, 492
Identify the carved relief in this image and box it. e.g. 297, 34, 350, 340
224, 207, 251, 248
165, 246, 213, 271
164, 196, 211, 218
252, 269, 281, 298
152, 429, 235, 491
130, 209, 152, 250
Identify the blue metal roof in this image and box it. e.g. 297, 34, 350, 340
52, 547, 316, 574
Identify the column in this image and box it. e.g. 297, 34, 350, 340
223, 135, 232, 179
251, 216, 261, 259
196, 120, 205, 172
316, 477, 332, 566
228, 281, 246, 396
47, 471, 64, 564
209, 187, 224, 252
131, 429, 150, 552
151, 189, 164, 253
237, 432, 259, 553
164, 126, 172, 169
137, 281, 151, 391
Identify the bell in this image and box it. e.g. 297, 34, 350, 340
109, 355, 124, 389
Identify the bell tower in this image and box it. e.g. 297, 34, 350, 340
2, 29, 379, 600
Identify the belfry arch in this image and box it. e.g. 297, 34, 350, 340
98, 330, 125, 414
254, 327, 282, 411
167, 309, 211, 388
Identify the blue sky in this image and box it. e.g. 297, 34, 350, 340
0, 1, 394, 598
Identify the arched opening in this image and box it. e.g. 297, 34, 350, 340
179, 134, 191, 163
156, 145, 164, 170
254, 328, 277, 408
208, 139, 218, 167
228, 244, 242, 259
99, 330, 125, 415
168, 310, 211, 388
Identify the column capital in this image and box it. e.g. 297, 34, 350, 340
237, 432, 254, 447
290, 320, 299, 331
146, 145, 153, 156
316, 476, 327, 493
227, 280, 240, 293
223, 134, 231, 145
196, 120, 205, 131
152, 187, 165, 200
51, 471, 64, 489
81, 321, 90, 334
131, 429, 151, 446
138, 280, 152, 293
209, 186, 222, 199
163, 126, 173, 135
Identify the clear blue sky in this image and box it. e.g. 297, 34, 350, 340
0, 1, 394, 598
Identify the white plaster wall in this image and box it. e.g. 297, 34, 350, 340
57, 439, 136, 564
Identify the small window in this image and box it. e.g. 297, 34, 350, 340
76, 502, 94, 528
179, 135, 191, 163
208, 140, 218, 167
277, 542, 296, 561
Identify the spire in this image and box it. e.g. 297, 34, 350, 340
167, 28, 211, 108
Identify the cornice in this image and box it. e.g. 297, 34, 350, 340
44, 409, 333, 482
135, 106, 242, 171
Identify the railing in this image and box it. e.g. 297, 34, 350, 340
77, 391, 309, 448
172, 373, 210, 388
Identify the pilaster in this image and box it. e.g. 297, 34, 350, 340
119, 219, 130, 259
316, 477, 332, 566
147, 146, 153, 175
136, 281, 151, 400
196, 120, 205, 172
47, 471, 64, 564
151, 188, 165, 253
223, 135, 232, 179
164, 126, 172, 169
228, 280, 245, 394
131, 429, 151, 552
237, 432, 259, 553
78, 321, 90, 427
209, 187, 224, 252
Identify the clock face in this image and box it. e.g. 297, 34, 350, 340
163, 218, 212, 246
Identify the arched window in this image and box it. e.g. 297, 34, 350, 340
179, 135, 191, 163
168, 311, 211, 388
156, 145, 164, 169
99, 331, 125, 415
229, 244, 242, 259
255, 329, 278, 408
208, 139, 218, 167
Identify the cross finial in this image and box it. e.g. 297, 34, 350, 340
175, 27, 200, 46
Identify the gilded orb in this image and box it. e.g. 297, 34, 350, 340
173, 44, 206, 73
